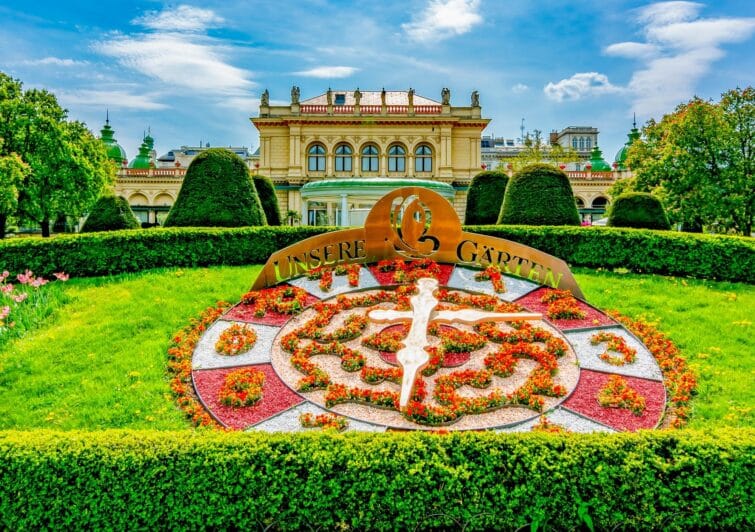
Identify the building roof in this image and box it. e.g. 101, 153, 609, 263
99, 118, 128, 164
588, 146, 612, 172
301, 178, 455, 198
300, 90, 440, 107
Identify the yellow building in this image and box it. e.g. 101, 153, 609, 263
252, 87, 490, 225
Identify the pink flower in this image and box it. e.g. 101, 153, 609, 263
13, 293, 28, 303
16, 269, 33, 284
53, 272, 69, 282
1, 284, 13, 294
0, 306, 9, 320
30, 278, 48, 288
0, 271, 8, 281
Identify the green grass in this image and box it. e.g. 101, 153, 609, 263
0, 265, 752, 430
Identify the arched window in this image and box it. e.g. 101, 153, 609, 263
334, 144, 353, 172
572, 138, 578, 149
307, 144, 325, 172
592, 196, 609, 209
415, 144, 432, 172
578, 137, 585, 150
575, 197, 585, 209
585, 137, 592, 149
388, 144, 406, 172
361, 145, 379, 172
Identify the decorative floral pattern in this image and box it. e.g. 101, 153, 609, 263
219, 368, 266, 407
591, 331, 637, 366
215, 324, 258, 356
597, 375, 646, 416
306, 264, 362, 291
241, 286, 309, 317
299, 412, 349, 431
474, 265, 506, 293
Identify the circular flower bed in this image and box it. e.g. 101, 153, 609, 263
215, 324, 257, 356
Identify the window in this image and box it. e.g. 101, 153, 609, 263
335, 94, 346, 105
415, 145, 432, 172
335, 144, 353, 172
572, 138, 578, 149
307, 144, 325, 172
585, 138, 592, 149
578, 137, 585, 150
592, 196, 608, 209
361, 145, 378, 172
388, 145, 406, 172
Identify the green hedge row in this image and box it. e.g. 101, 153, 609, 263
1, 429, 752, 529
0, 224, 753, 283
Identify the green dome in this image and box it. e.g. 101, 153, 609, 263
99, 118, 128, 165
143, 130, 155, 151
614, 122, 641, 170
129, 141, 152, 169
588, 145, 612, 172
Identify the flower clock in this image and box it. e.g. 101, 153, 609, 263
177, 260, 693, 433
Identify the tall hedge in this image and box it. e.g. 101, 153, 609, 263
164, 148, 265, 227
80, 195, 140, 233
498, 164, 580, 226
464, 170, 509, 225
608, 192, 671, 230
253, 174, 282, 226
0, 429, 752, 529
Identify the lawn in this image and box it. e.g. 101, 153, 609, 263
0, 265, 752, 430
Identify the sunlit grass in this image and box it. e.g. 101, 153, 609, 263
0, 265, 751, 430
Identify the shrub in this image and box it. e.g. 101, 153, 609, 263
80, 196, 140, 233
253, 174, 282, 226
608, 192, 671, 230
464, 170, 509, 225
498, 164, 580, 226
0, 429, 752, 529
164, 148, 265, 227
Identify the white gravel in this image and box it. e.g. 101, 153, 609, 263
564, 326, 663, 381
495, 406, 616, 433
448, 266, 540, 302
248, 402, 387, 433
288, 267, 380, 297
192, 320, 279, 370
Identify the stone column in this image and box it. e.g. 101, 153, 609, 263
301, 200, 308, 226
340, 194, 349, 226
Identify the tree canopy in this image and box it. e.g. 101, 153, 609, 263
498, 130, 581, 172
626, 87, 754, 235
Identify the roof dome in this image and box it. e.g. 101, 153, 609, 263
128, 141, 152, 169
614, 121, 641, 170
588, 145, 612, 172
99, 117, 128, 166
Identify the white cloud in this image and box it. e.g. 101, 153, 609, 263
132, 5, 224, 33
294, 66, 359, 78
544, 72, 622, 102
635, 1, 702, 26
402, 0, 482, 43
511, 83, 529, 93
22, 56, 89, 67
604, 42, 659, 59
57, 89, 168, 110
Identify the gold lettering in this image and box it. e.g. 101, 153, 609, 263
456, 240, 478, 262
544, 270, 563, 289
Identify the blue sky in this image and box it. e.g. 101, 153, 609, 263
1, 0, 754, 161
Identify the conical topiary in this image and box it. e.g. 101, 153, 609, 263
607, 192, 671, 230
497, 164, 580, 225
164, 148, 266, 227
464, 170, 509, 225
253, 174, 282, 226
81, 195, 140, 232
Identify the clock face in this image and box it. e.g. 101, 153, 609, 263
190, 263, 667, 433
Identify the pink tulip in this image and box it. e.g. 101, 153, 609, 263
13, 293, 28, 303
53, 272, 70, 282
0, 306, 9, 320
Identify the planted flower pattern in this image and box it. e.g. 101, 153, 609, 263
591, 331, 637, 366
219, 368, 266, 407
215, 324, 257, 356
597, 375, 646, 416
299, 412, 349, 431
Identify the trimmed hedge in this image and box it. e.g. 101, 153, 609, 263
253, 174, 282, 226
498, 164, 580, 226
81, 195, 140, 232
164, 148, 266, 227
0, 224, 753, 283
464, 170, 509, 225
0, 429, 752, 529
608, 192, 671, 230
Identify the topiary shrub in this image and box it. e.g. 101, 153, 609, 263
608, 192, 671, 230
253, 174, 282, 226
164, 148, 265, 227
498, 164, 580, 226
464, 170, 509, 225
81, 196, 140, 233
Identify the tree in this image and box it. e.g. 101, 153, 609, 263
607, 192, 671, 230
498, 130, 581, 172
626, 88, 754, 235
0, 151, 28, 238
81, 195, 140, 232
498, 163, 580, 225
252, 174, 282, 226
164, 148, 266, 227
464, 170, 508, 225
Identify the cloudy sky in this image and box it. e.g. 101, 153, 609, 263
1, 0, 753, 161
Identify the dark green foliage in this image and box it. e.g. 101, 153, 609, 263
81, 196, 140, 233
608, 192, 671, 230
164, 148, 265, 227
253, 174, 282, 226
0, 225, 752, 282
498, 164, 580, 225
464, 170, 509, 225
0, 429, 752, 529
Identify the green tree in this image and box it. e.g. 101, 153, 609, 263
81, 195, 140, 232
0, 73, 25, 238
607, 192, 671, 230
252, 174, 282, 226
464, 170, 508, 225
499, 130, 581, 171
626, 88, 754, 235
498, 163, 580, 226
0, 152, 28, 238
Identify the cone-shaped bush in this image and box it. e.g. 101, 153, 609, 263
164, 148, 265, 227
608, 192, 671, 230
464, 170, 509, 225
498, 164, 580, 225
81, 195, 140, 232
252, 174, 282, 226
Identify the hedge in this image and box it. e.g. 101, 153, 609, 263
608, 192, 671, 230
464, 170, 509, 225
80, 195, 140, 233
0, 429, 752, 529
498, 164, 580, 226
253, 174, 283, 226
1, 225, 752, 283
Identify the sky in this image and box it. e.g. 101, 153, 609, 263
1, 0, 754, 162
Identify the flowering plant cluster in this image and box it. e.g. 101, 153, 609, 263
295, 304, 368, 342
541, 289, 586, 320
540, 289, 573, 303
532, 416, 568, 434
437, 289, 520, 313
218, 368, 265, 407
474, 265, 506, 293
299, 412, 349, 431
241, 286, 309, 317
597, 375, 646, 416
591, 331, 637, 366
0, 269, 69, 331
306, 264, 361, 291
325, 383, 400, 410
360, 365, 403, 384
610, 311, 697, 428
215, 324, 257, 356
167, 303, 229, 427
377, 258, 442, 283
